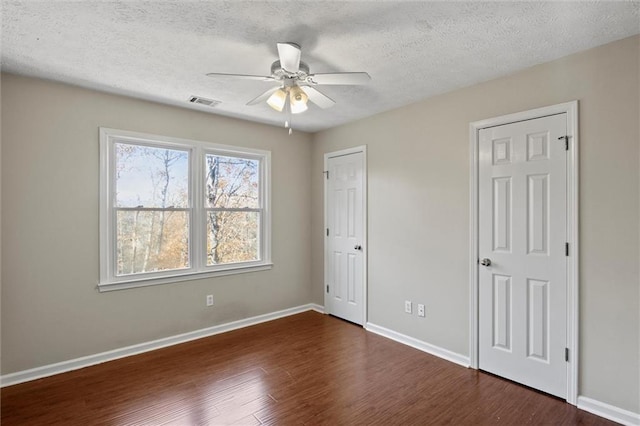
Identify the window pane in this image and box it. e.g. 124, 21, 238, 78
116, 143, 189, 208
207, 211, 259, 265
116, 210, 189, 275
205, 154, 259, 208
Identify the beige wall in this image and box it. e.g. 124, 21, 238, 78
312, 36, 639, 412
1, 74, 313, 373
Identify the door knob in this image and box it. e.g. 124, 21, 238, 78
480, 258, 492, 267
354, 245, 362, 251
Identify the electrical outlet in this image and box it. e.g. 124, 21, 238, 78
206, 295, 214, 307
418, 304, 425, 317
405, 300, 412, 314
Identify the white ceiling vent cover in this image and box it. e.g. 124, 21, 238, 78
188, 96, 221, 107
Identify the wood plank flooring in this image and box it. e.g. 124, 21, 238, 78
2, 311, 614, 425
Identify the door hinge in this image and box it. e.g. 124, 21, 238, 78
565, 347, 569, 362
326, 228, 329, 236
558, 135, 569, 151
565, 242, 569, 256
326, 285, 329, 293
323, 170, 329, 179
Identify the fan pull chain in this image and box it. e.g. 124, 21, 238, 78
285, 90, 293, 135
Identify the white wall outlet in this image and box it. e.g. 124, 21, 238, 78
206, 295, 214, 307
418, 304, 425, 317
405, 300, 412, 314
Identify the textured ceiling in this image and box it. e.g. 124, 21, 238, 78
2, 1, 639, 133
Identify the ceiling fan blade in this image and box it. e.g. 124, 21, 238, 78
307, 72, 371, 85
246, 86, 282, 106
206, 72, 275, 82
300, 86, 335, 109
277, 42, 301, 73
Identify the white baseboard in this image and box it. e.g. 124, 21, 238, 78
578, 396, 640, 426
1, 303, 322, 388
309, 303, 325, 313
365, 322, 470, 368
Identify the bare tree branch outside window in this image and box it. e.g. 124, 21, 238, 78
205, 154, 260, 265
114, 144, 261, 276
115, 143, 189, 275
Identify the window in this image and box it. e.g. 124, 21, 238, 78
99, 128, 271, 290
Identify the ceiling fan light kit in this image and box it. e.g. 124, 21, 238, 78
265, 84, 308, 114
206, 42, 371, 132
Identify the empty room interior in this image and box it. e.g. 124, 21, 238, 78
1, 2, 639, 425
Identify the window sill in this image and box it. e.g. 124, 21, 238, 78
98, 263, 274, 292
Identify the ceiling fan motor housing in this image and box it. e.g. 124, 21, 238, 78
271, 60, 310, 81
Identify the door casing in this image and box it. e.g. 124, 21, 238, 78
469, 101, 579, 405
324, 146, 368, 324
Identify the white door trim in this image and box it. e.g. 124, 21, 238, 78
324, 145, 368, 324
469, 101, 579, 405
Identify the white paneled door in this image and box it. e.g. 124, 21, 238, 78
478, 114, 568, 398
325, 150, 365, 325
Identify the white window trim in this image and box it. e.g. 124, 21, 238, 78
99, 127, 272, 292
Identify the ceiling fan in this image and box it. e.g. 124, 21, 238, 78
206, 42, 370, 130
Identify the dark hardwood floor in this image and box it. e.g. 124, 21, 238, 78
2, 311, 614, 425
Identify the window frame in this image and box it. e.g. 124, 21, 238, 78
99, 128, 272, 292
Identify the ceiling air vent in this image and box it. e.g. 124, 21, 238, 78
188, 96, 221, 107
